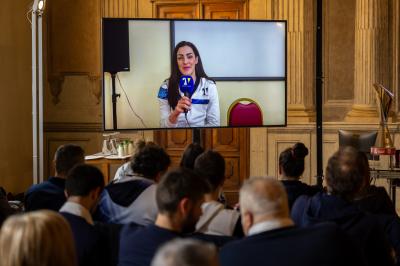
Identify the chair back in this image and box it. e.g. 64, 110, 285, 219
228, 98, 263, 126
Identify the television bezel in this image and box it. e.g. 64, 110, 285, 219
101, 17, 288, 131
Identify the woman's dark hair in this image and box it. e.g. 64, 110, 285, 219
167, 41, 212, 110
194, 150, 226, 192
325, 147, 366, 201
180, 143, 204, 169
279, 142, 309, 178
130, 144, 171, 179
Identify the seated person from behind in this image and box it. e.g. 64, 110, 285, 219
291, 147, 395, 266
113, 140, 147, 182
118, 168, 209, 266
25, 144, 85, 212
219, 177, 367, 266
95, 143, 170, 226
0, 210, 77, 266
180, 143, 204, 170
194, 150, 242, 237
279, 142, 321, 209
151, 239, 219, 266
59, 164, 106, 266
354, 151, 397, 215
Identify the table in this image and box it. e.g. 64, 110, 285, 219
370, 168, 400, 207
85, 156, 131, 184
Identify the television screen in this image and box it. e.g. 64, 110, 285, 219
103, 18, 287, 130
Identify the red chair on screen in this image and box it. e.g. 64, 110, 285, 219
227, 98, 263, 126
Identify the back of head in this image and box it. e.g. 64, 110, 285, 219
130, 143, 171, 179
66, 164, 105, 197
0, 210, 77, 266
151, 239, 218, 266
240, 177, 289, 219
180, 143, 204, 169
279, 142, 309, 178
194, 150, 225, 191
156, 168, 209, 215
325, 147, 367, 201
54, 144, 85, 176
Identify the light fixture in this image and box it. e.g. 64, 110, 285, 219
31, 0, 47, 184
38, 0, 45, 11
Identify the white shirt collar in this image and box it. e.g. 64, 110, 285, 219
248, 218, 294, 236
60, 201, 94, 225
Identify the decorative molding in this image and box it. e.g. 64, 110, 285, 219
44, 122, 103, 132
48, 74, 65, 104
88, 74, 102, 104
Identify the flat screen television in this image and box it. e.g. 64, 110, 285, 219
102, 18, 287, 130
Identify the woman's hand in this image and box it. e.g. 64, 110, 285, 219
169, 96, 191, 123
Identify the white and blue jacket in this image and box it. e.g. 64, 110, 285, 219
158, 77, 220, 128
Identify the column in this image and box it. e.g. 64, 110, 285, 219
270, 0, 316, 122
345, 0, 389, 122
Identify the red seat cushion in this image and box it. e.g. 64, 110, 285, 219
229, 102, 262, 126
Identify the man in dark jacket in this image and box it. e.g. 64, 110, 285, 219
25, 144, 84, 211
60, 164, 108, 266
220, 177, 366, 266
291, 147, 395, 266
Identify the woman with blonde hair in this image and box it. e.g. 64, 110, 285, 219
0, 210, 77, 266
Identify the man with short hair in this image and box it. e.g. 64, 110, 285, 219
118, 167, 209, 266
151, 238, 219, 266
25, 144, 85, 211
60, 164, 106, 266
220, 176, 366, 266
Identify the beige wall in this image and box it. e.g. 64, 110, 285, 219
0, 0, 33, 193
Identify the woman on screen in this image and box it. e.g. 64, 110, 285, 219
158, 41, 220, 128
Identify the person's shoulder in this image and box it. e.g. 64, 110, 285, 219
158, 79, 169, 99
202, 77, 216, 85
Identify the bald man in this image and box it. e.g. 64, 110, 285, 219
219, 177, 366, 266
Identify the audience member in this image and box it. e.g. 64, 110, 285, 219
96, 143, 170, 225
25, 144, 84, 211
194, 150, 242, 237
113, 140, 147, 182
60, 164, 107, 266
151, 239, 219, 266
291, 147, 395, 266
219, 177, 366, 266
354, 151, 397, 215
0, 187, 16, 227
0, 210, 77, 266
180, 143, 204, 169
279, 142, 320, 209
118, 168, 209, 266
353, 151, 400, 264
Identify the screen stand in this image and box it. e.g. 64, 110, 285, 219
192, 128, 202, 144
111, 72, 120, 130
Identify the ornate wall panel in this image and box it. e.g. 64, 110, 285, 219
103, 0, 139, 17
322, 0, 355, 121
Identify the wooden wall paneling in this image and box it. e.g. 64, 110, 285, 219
102, 0, 139, 17
202, 0, 248, 19
47, 0, 102, 103
152, 0, 200, 19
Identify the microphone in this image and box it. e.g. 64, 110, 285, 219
179, 75, 194, 113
